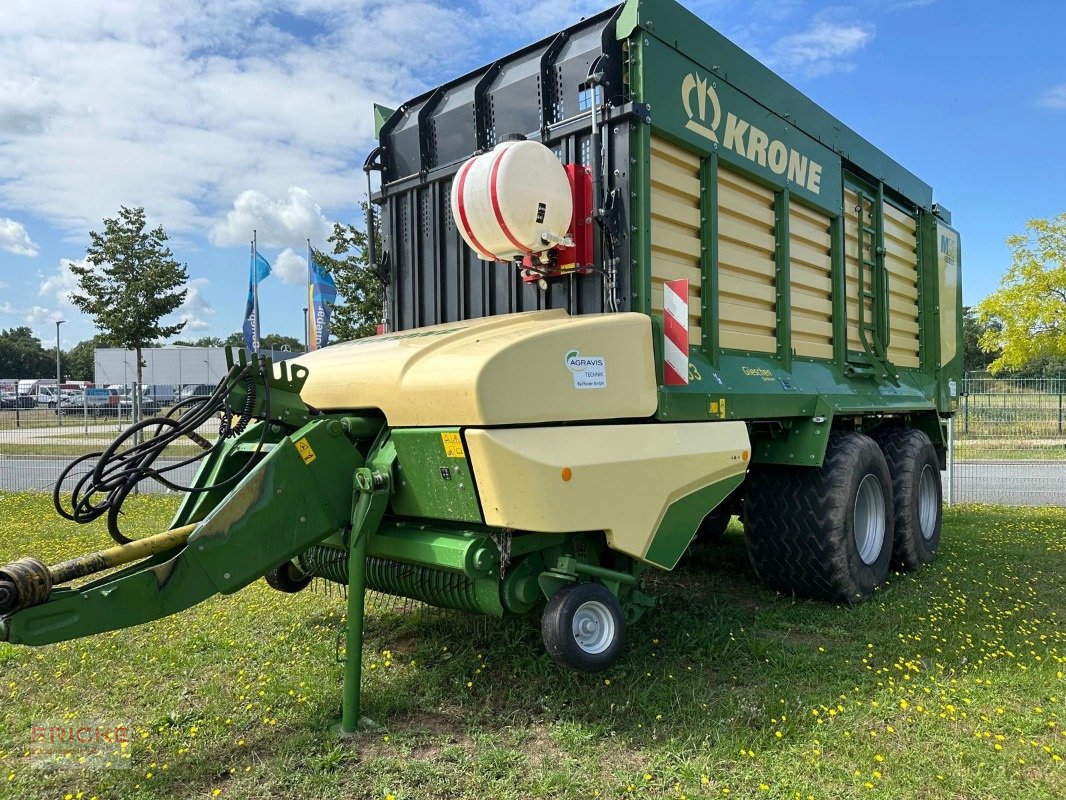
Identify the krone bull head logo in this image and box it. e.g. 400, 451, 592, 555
681, 72, 721, 143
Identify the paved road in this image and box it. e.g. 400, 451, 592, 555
0, 457, 198, 494
948, 461, 1066, 506
2, 457, 1062, 506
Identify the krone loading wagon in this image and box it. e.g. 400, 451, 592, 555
0, 0, 961, 732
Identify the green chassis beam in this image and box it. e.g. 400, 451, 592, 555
1, 418, 364, 647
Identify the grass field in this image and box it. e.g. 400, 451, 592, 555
0, 494, 1062, 800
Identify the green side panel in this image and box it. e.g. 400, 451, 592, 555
643, 473, 745, 569
389, 428, 483, 524
639, 36, 843, 216
374, 104, 397, 138
621, 0, 932, 208
751, 397, 834, 467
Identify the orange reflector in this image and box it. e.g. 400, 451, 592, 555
561, 467, 573, 482
741, 450, 750, 462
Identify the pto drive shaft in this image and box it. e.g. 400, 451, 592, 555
0, 524, 197, 616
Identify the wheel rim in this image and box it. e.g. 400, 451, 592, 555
571, 599, 615, 655
917, 464, 938, 541
853, 474, 886, 565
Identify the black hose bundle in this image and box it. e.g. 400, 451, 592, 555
53, 361, 272, 544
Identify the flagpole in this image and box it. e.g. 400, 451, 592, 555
307, 238, 313, 351
252, 229, 261, 354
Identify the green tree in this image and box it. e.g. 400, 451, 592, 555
962, 307, 1000, 374
260, 333, 303, 352
64, 334, 120, 382
311, 204, 384, 342
0, 327, 52, 377
976, 213, 1066, 374
69, 206, 188, 416
222, 332, 246, 348
173, 336, 224, 347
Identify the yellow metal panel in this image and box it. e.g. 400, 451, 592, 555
650, 136, 703, 347
789, 200, 833, 359
938, 225, 960, 367
719, 272, 776, 305
651, 220, 702, 260
294, 311, 658, 425
791, 262, 832, 294
650, 160, 701, 199
651, 186, 701, 230
651, 135, 701, 169
718, 186, 776, 229
719, 300, 777, 331
720, 329, 778, 353
465, 422, 750, 566
717, 164, 777, 354
791, 289, 833, 316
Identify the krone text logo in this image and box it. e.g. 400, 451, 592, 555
681, 71, 823, 195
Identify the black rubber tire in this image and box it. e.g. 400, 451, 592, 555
872, 428, 942, 571
265, 561, 312, 594
697, 507, 732, 542
541, 583, 626, 673
744, 431, 894, 603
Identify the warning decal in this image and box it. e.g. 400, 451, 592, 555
295, 438, 317, 465
441, 432, 465, 458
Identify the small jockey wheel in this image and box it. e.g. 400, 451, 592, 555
541, 582, 626, 672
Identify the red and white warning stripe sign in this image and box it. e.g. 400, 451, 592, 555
663, 278, 689, 386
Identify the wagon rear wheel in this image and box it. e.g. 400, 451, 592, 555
744, 431, 895, 603
872, 428, 942, 571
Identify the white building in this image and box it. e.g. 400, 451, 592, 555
93, 346, 303, 390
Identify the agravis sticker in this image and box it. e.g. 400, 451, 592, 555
565, 350, 607, 390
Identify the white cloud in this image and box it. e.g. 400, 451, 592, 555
38, 258, 87, 306
172, 277, 214, 333
25, 305, 62, 325
1037, 83, 1066, 110
210, 187, 332, 250
0, 0, 483, 238
0, 217, 38, 256
273, 248, 307, 286
766, 18, 874, 78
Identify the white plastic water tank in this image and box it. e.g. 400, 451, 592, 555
450, 140, 573, 262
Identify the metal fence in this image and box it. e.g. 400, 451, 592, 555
2, 375, 1064, 506
0, 396, 214, 494
947, 376, 1066, 507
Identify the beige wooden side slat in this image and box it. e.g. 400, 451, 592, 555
651, 187, 701, 231
719, 272, 776, 304
650, 255, 701, 286
883, 202, 917, 231
791, 289, 833, 316
719, 240, 776, 275
651, 137, 701, 170
650, 160, 700, 197
721, 329, 777, 353
794, 341, 835, 360
719, 167, 774, 205
790, 239, 832, 272
789, 216, 832, 250
791, 263, 832, 294
790, 200, 828, 226
719, 300, 776, 333
718, 185, 776, 228
792, 313, 833, 337
652, 223, 701, 260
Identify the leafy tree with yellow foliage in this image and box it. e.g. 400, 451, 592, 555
976, 213, 1065, 374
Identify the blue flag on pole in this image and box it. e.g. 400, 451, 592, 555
242, 251, 272, 352
307, 245, 337, 351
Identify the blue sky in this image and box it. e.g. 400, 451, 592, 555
0, 0, 1063, 348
